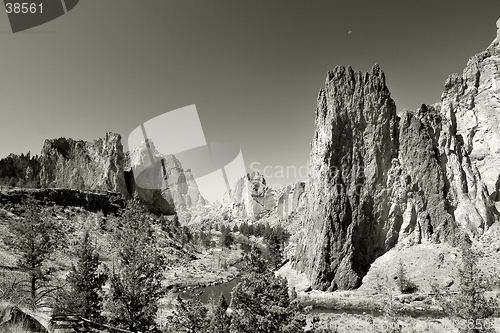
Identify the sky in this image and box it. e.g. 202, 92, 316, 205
1, 0, 500, 201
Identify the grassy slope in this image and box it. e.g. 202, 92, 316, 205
0, 198, 249, 332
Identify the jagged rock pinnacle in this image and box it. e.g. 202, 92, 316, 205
295, 27, 500, 290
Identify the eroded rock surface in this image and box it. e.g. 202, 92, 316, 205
221, 172, 276, 221
295, 35, 500, 290
39, 133, 129, 198
126, 140, 207, 223
0, 133, 207, 223
440, 23, 500, 212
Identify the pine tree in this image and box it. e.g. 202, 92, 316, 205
54, 229, 107, 322
265, 229, 283, 269
3, 196, 60, 308
244, 245, 269, 275
441, 248, 497, 333
396, 260, 417, 293
230, 270, 306, 333
105, 200, 167, 332
168, 295, 209, 332
220, 226, 233, 248
209, 295, 230, 333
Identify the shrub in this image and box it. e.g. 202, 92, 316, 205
437, 248, 497, 333
396, 260, 417, 294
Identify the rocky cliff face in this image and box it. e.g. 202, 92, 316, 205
276, 182, 306, 219
295, 24, 500, 290
221, 172, 276, 221
0, 133, 207, 223
39, 133, 129, 198
439, 19, 500, 212
127, 140, 207, 224
220, 172, 306, 223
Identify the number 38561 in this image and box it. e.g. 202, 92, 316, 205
5, 3, 43, 14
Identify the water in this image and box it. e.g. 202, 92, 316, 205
178, 243, 445, 319
186, 276, 243, 304
179, 242, 250, 303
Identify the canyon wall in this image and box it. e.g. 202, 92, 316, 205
294, 25, 500, 290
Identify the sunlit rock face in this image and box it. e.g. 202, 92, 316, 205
295, 64, 403, 291
22, 133, 207, 223
276, 182, 306, 219
440, 22, 500, 212
39, 132, 129, 198
221, 172, 277, 221
294, 20, 500, 291
126, 139, 207, 223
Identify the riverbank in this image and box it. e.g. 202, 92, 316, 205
163, 245, 245, 291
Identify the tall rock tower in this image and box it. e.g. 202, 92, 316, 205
295, 19, 500, 291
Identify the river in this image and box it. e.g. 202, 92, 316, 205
179, 242, 445, 319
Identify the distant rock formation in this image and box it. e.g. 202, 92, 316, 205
0, 133, 207, 224
276, 182, 306, 219
294, 19, 500, 291
220, 172, 305, 223
126, 139, 207, 224
221, 172, 276, 221
39, 133, 129, 198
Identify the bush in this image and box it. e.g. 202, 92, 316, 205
436, 247, 497, 333
396, 260, 417, 294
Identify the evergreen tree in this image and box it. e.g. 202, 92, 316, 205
263, 223, 272, 241
209, 295, 230, 333
247, 224, 254, 236
441, 248, 497, 333
168, 295, 209, 333
199, 230, 210, 250
105, 200, 167, 332
55, 229, 107, 322
3, 196, 60, 307
232, 224, 239, 233
244, 245, 269, 274
265, 230, 283, 269
220, 226, 233, 248
396, 260, 417, 294
230, 270, 306, 333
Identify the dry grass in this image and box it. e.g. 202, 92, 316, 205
0, 302, 52, 333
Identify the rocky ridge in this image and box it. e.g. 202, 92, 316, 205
0, 133, 207, 224
39, 133, 129, 198
126, 139, 208, 224
220, 172, 305, 224
294, 21, 500, 291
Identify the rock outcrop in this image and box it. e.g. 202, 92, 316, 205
0, 188, 125, 215
221, 172, 276, 221
39, 133, 129, 198
295, 24, 500, 291
439, 21, 500, 212
295, 65, 402, 291
127, 140, 207, 224
276, 182, 306, 219
0, 133, 208, 223
220, 173, 305, 223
